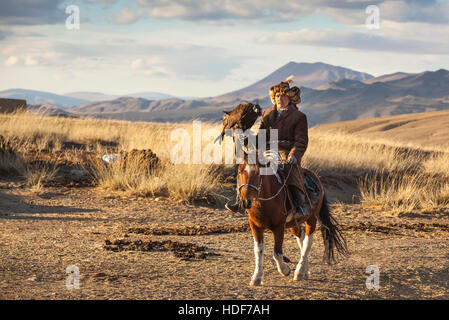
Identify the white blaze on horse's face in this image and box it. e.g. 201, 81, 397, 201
239, 163, 261, 209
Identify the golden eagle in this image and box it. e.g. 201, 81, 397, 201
215, 102, 262, 143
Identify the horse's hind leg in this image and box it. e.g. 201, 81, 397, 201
289, 225, 308, 278
249, 220, 264, 286
290, 226, 309, 280
272, 225, 290, 277
291, 219, 316, 281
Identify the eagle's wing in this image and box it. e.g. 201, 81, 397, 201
238, 105, 252, 129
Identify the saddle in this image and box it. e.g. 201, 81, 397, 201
278, 166, 321, 214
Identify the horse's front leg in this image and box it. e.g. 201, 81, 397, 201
294, 220, 316, 281
249, 220, 264, 286
272, 225, 291, 277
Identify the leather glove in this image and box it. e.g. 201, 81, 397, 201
287, 155, 298, 164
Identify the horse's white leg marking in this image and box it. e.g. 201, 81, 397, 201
296, 228, 305, 253
294, 234, 313, 281
295, 229, 310, 279
250, 240, 264, 286
273, 252, 290, 276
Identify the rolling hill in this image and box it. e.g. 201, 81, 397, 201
69, 67, 449, 126
212, 61, 374, 102
311, 108, 449, 149
69, 61, 376, 119
0, 89, 89, 108
6, 62, 449, 127
300, 69, 449, 126
64, 91, 187, 102
27, 103, 79, 118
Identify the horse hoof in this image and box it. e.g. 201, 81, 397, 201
250, 278, 262, 286
279, 265, 290, 277
293, 272, 305, 281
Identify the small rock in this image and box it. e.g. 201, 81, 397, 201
69, 169, 90, 181
94, 272, 107, 278
26, 276, 40, 282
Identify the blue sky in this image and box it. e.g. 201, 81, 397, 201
1, 0, 449, 97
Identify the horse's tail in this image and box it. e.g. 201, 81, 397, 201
318, 193, 348, 264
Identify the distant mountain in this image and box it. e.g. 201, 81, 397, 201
363, 72, 414, 84
7, 63, 449, 127
299, 69, 449, 126
64, 91, 196, 102
315, 78, 368, 91
27, 103, 79, 117
65, 91, 183, 102
213, 61, 374, 102
126, 92, 177, 100
72, 97, 208, 113
64, 92, 120, 102
71, 61, 375, 116
0, 89, 194, 107
0, 89, 89, 108
70, 68, 449, 126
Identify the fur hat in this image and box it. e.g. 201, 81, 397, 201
269, 75, 301, 105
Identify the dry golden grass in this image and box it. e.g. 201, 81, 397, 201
24, 161, 59, 191
302, 131, 424, 174
358, 170, 449, 214
311, 108, 449, 152
310, 110, 449, 214
89, 156, 225, 204
1, 111, 448, 212
0, 112, 226, 202
0, 147, 26, 175
422, 152, 449, 177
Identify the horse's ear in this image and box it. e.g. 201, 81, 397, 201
222, 110, 230, 115
238, 146, 249, 164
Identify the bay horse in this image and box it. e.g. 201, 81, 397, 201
238, 150, 347, 286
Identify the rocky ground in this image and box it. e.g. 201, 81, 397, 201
0, 182, 448, 300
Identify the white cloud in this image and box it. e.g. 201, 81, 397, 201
24, 56, 38, 66
52, 73, 63, 81
379, 0, 449, 24
111, 7, 144, 25
132, 0, 449, 25
256, 27, 449, 55
1, 39, 62, 67
0, 0, 66, 25
130, 58, 143, 70
4, 56, 19, 67
2, 0, 449, 97
136, 0, 312, 23
85, 0, 117, 6
1, 36, 240, 81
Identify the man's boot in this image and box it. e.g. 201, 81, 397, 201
225, 199, 241, 213
225, 185, 242, 213
289, 186, 310, 218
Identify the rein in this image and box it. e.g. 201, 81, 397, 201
238, 164, 293, 202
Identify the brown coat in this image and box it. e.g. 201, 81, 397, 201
258, 103, 308, 190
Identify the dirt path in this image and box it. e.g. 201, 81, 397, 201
0, 182, 448, 299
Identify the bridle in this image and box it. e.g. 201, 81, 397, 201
238, 151, 293, 202
238, 173, 262, 195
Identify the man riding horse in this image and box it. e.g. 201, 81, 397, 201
226, 76, 311, 218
